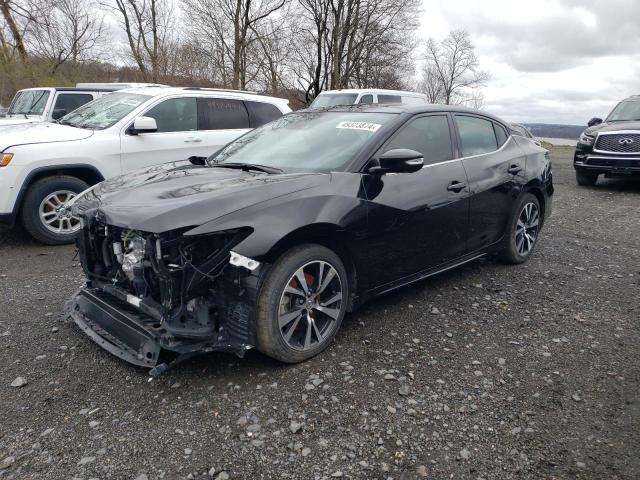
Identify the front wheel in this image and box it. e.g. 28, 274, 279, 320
576, 170, 598, 186
255, 244, 349, 363
20, 175, 89, 245
499, 193, 542, 265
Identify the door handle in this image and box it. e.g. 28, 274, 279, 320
184, 136, 202, 143
508, 165, 522, 174
447, 181, 467, 192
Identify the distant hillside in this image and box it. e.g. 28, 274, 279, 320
523, 123, 584, 140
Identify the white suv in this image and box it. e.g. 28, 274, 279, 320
309, 89, 429, 108
0, 86, 291, 244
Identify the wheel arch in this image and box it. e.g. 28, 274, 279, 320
260, 223, 360, 311
13, 164, 104, 219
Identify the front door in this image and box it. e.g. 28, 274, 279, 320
120, 96, 204, 173
362, 114, 470, 289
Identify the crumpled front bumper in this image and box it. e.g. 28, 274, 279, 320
65, 286, 253, 371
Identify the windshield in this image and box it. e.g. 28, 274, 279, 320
606, 101, 640, 122
209, 112, 396, 172
8, 90, 51, 116
59, 92, 151, 130
310, 93, 359, 108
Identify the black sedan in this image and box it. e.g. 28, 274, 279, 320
66, 104, 553, 374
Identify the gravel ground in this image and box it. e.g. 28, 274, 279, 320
1, 147, 639, 480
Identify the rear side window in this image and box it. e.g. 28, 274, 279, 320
246, 101, 282, 127
144, 97, 197, 132
377, 94, 402, 104
198, 97, 249, 130
53, 93, 94, 118
358, 94, 373, 104
385, 115, 453, 165
455, 115, 498, 157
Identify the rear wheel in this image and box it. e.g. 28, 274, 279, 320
21, 175, 88, 245
255, 244, 349, 363
500, 193, 541, 264
576, 170, 598, 186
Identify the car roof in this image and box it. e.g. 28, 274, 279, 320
16, 86, 133, 93
318, 88, 427, 97
299, 103, 508, 126
118, 86, 290, 104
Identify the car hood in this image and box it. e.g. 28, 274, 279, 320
585, 120, 640, 135
0, 122, 94, 151
78, 161, 326, 233
0, 117, 41, 127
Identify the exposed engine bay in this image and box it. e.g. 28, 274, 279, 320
65, 216, 260, 375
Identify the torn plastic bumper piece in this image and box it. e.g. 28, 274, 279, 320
65, 287, 252, 373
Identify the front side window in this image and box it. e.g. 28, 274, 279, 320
52, 93, 94, 119
144, 97, 197, 132
385, 115, 453, 165
455, 115, 498, 157
358, 95, 373, 104
210, 111, 397, 173
309, 93, 358, 108
8, 90, 51, 115
59, 92, 151, 130
198, 98, 249, 130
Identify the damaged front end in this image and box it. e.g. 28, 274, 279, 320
65, 214, 261, 374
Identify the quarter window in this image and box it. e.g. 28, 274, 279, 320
494, 123, 508, 147
198, 98, 250, 130
358, 94, 373, 104
245, 101, 282, 126
385, 115, 453, 165
144, 97, 197, 132
455, 115, 498, 156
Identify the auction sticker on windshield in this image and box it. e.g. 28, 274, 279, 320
336, 121, 382, 132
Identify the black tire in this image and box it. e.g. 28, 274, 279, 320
576, 170, 598, 186
255, 244, 349, 363
499, 193, 542, 265
20, 175, 89, 245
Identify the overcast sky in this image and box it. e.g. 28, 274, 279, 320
419, 0, 640, 125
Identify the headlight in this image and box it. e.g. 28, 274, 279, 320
579, 132, 595, 146
0, 153, 13, 167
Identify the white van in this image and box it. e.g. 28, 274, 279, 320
310, 89, 429, 108
0, 86, 291, 244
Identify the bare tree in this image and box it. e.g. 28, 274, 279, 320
29, 0, 106, 75
182, 0, 287, 90
0, 0, 28, 61
418, 62, 443, 103
108, 0, 174, 82
424, 30, 489, 105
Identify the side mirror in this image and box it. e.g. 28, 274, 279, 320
587, 117, 603, 127
368, 149, 424, 174
129, 116, 158, 135
52, 109, 68, 120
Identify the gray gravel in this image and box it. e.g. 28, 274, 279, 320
1, 147, 639, 479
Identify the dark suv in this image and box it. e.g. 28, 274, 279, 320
574, 95, 640, 185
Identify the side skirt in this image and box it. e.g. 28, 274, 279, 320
364, 252, 487, 299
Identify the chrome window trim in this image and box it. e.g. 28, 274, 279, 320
420, 135, 515, 169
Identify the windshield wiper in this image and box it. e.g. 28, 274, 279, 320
210, 162, 283, 174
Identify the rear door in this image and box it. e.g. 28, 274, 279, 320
453, 114, 526, 252
196, 97, 252, 155
119, 96, 199, 173
362, 114, 470, 287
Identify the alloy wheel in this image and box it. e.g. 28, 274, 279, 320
278, 260, 344, 351
515, 202, 539, 256
39, 190, 81, 234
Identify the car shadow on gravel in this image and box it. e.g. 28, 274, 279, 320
592, 177, 640, 193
